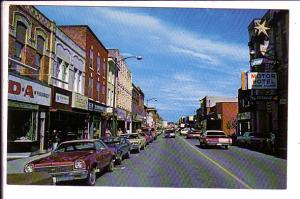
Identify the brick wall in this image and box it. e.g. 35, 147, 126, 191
216, 102, 238, 135
59, 26, 87, 50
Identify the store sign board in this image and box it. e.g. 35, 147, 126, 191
8, 75, 51, 106
117, 108, 126, 120
250, 58, 263, 66
8, 100, 39, 110
247, 72, 277, 89
72, 92, 88, 110
88, 100, 106, 112
238, 112, 251, 120
55, 93, 69, 105
251, 95, 278, 101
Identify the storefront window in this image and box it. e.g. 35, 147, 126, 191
8, 109, 38, 142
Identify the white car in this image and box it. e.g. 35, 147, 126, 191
180, 128, 189, 136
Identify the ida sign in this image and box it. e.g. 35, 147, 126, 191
8, 75, 51, 106
247, 72, 277, 89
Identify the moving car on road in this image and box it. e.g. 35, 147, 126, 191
186, 129, 202, 139
100, 136, 131, 165
24, 139, 115, 186
164, 129, 176, 138
180, 128, 190, 136
121, 133, 146, 153
199, 130, 232, 149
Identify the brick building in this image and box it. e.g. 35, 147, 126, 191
132, 83, 145, 132
59, 25, 109, 138
7, 5, 55, 155
215, 102, 238, 135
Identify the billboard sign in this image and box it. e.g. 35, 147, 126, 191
247, 72, 277, 89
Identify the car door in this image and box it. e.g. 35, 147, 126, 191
98, 139, 112, 166
119, 138, 126, 156
94, 140, 106, 169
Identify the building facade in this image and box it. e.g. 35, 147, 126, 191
132, 83, 145, 132
8, 5, 55, 155
59, 25, 109, 138
108, 49, 133, 133
49, 25, 88, 144
247, 10, 288, 158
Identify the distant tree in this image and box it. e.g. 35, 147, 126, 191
226, 118, 238, 134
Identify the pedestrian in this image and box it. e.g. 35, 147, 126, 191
52, 129, 59, 150
117, 128, 123, 136
105, 128, 112, 138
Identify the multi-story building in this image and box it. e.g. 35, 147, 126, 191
197, 96, 238, 131
7, 5, 55, 156
108, 49, 133, 133
132, 83, 145, 132
59, 25, 108, 138
247, 10, 288, 158
49, 25, 88, 143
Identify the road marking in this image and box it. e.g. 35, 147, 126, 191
180, 137, 253, 189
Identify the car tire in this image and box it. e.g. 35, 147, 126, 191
107, 159, 114, 172
124, 151, 130, 159
86, 167, 96, 186
224, 145, 229, 150
116, 154, 122, 165
137, 147, 141, 153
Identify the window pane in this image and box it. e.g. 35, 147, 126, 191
37, 36, 45, 54
16, 21, 26, 44
35, 53, 41, 67
15, 42, 23, 58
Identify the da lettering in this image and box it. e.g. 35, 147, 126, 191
24, 85, 34, 98
8, 80, 21, 95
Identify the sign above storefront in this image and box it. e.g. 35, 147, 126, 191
88, 100, 106, 113
72, 92, 88, 110
8, 74, 51, 106
247, 72, 277, 89
250, 58, 263, 66
55, 93, 69, 105
117, 108, 126, 120
238, 112, 251, 120
250, 95, 278, 101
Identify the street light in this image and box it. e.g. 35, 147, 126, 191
146, 97, 157, 107
111, 55, 143, 136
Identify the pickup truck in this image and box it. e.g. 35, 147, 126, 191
199, 130, 232, 149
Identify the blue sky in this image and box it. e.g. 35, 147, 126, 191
37, 6, 267, 122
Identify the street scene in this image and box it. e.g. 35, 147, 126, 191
5, 4, 288, 190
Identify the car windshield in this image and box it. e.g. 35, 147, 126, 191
55, 142, 95, 152
128, 134, 140, 139
102, 137, 121, 144
206, 131, 226, 136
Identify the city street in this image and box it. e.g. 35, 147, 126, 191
59, 135, 286, 189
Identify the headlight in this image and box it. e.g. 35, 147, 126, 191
24, 163, 34, 173
74, 160, 86, 169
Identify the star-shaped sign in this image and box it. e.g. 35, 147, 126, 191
254, 20, 270, 37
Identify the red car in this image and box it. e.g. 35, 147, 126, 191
139, 131, 153, 145
24, 139, 115, 186
186, 129, 202, 139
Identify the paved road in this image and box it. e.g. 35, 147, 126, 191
92, 135, 286, 189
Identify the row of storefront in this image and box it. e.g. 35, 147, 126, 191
8, 73, 143, 154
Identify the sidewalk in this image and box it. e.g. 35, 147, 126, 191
6, 151, 51, 174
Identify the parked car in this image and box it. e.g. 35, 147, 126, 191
180, 128, 190, 136
24, 139, 115, 186
100, 136, 131, 165
141, 128, 154, 143
121, 133, 146, 153
139, 131, 153, 145
199, 130, 232, 149
186, 129, 202, 139
164, 129, 176, 138
236, 132, 275, 151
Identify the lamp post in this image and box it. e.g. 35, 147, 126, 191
111, 55, 142, 136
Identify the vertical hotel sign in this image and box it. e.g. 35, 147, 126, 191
8, 74, 51, 106
241, 71, 247, 90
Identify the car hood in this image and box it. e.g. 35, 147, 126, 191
128, 138, 143, 143
31, 151, 93, 166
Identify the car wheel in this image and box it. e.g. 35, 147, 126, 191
224, 145, 229, 150
86, 167, 96, 186
137, 147, 141, 153
116, 154, 122, 165
124, 151, 130, 159
107, 159, 114, 172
